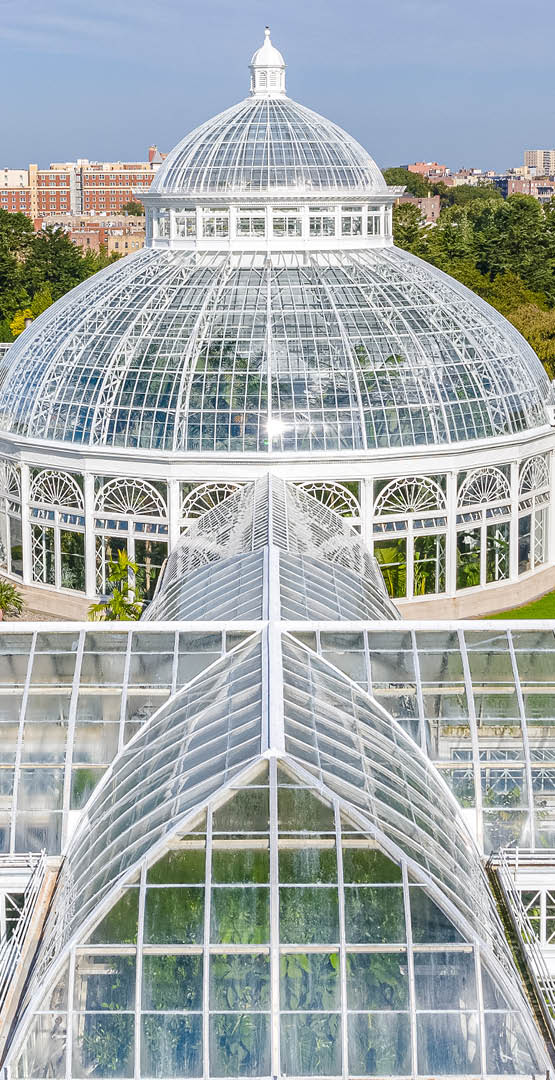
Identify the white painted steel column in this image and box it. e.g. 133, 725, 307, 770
549, 448, 555, 564
83, 472, 96, 598
168, 478, 181, 551
446, 471, 457, 596
19, 462, 32, 586
509, 459, 519, 580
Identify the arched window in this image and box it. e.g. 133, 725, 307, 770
296, 481, 360, 521
95, 478, 168, 601
181, 482, 243, 525
29, 469, 85, 592
456, 467, 511, 590
374, 477, 446, 516
518, 456, 550, 574
372, 477, 447, 600
458, 467, 510, 507
0, 460, 22, 579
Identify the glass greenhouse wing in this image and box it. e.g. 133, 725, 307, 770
5, 632, 550, 1078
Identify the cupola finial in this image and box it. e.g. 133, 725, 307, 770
249, 27, 286, 97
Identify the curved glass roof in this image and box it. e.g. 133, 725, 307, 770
149, 95, 387, 197
0, 246, 548, 452
7, 634, 549, 1078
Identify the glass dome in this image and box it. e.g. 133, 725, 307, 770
149, 94, 388, 196
0, 246, 548, 452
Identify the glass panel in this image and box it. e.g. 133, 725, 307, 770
210, 887, 269, 945
142, 955, 202, 1010
279, 887, 339, 944
344, 886, 405, 943
347, 951, 408, 1009
210, 954, 270, 1011
60, 529, 85, 591
410, 888, 463, 944
518, 514, 532, 574
416, 1012, 481, 1075
280, 1013, 341, 1077
342, 847, 402, 884
413, 533, 446, 595
373, 538, 406, 598
279, 846, 336, 883
348, 1013, 411, 1076
141, 1015, 202, 1078
484, 1012, 541, 1074
145, 887, 204, 945
209, 1014, 269, 1077
280, 952, 339, 1010
72, 1014, 134, 1078
135, 539, 167, 603
211, 849, 269, 884
147, 849, 205, 884
486, 522, 510, 583
413, 950, 476, 1008
457, 528, 481, 589
73, 954, 136, 1011
88, 890, 139, 945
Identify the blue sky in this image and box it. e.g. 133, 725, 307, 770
0, 0, 552, 172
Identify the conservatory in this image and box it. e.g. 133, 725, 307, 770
0, 30, 554, 617
1, 476, 554, 1078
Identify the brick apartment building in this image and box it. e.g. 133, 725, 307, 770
0, 147, 165, 218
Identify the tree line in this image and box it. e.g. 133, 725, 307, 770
0, 209, 118, 341
385, 170, 555, 378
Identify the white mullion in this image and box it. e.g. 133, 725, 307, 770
10, 631, 36, 854
171, 629, 180, 694
407, 521, 414, 599
334, 801, 348, 1080
411, 629, 427, 754
509, 459, 519, 580
54, 509, 61, 590
402, 861, 418, 1077
134, 862, 147, 1080
269, 756, 280, 1078
446, 471, 457, 596
202, 806, 213, 1080
61, 629, 85, 850
458, 629, 484, 852
66, 947, 76, 1080
507, 630, 535, 847
474, 944, 487, 1078
118, 631, 133, 753
480, 514, 487, 587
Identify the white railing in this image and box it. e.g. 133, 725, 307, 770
493, 846, 555, 1047
0, 852, 46, 1015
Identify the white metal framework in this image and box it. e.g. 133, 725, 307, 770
1, 474, 553, 1077
0, 30, 553, 618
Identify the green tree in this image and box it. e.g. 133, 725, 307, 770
0, 579, 24, 620
22, 226, 115, 301
88, 551, 143, 621
10, 284, 53, 337
383, 167, 430, 197
392, 203, 425, 249
121, 200, 144, 216
442, 183, 502, 207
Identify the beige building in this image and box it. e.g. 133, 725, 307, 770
524, 148, 555, 175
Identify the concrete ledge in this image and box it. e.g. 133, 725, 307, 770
396, 564, 555, 620
9, 581, 91, 620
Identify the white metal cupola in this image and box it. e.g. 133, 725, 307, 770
249, 26, 286, 96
